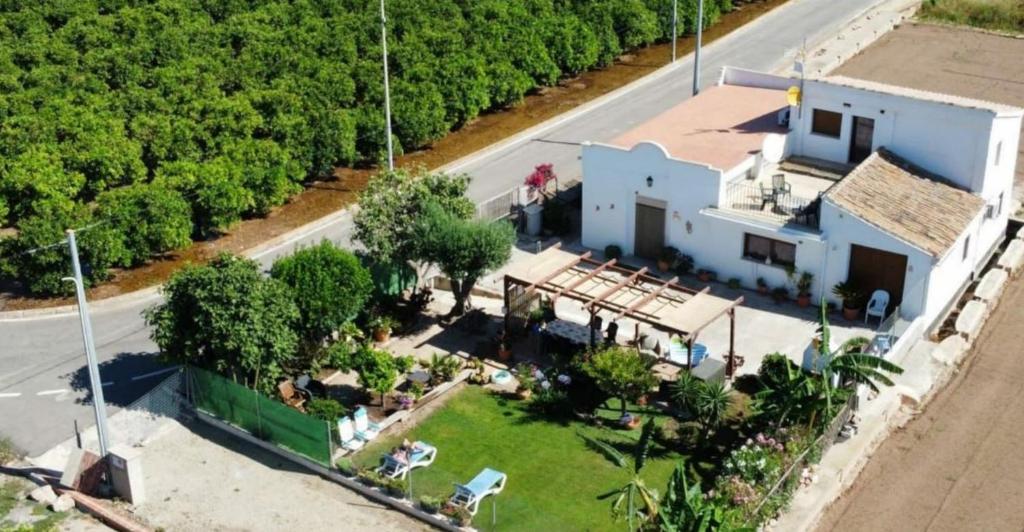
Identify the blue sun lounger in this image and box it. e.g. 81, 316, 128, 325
377, 442, 438, 480
450, 468, 507, 515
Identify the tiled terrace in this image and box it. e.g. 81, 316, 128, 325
722, 158, 851, 228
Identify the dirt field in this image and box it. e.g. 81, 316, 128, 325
132, 420, 427, 532
816, 274, 1024, 532
834, 22, 1024, 201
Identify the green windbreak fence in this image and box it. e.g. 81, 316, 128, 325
189, 367, 332, 466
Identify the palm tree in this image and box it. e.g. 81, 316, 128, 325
814, 299, 903, 422
752, 356, 819, 428
694, 380, 732, 441
580, 418, 661, 530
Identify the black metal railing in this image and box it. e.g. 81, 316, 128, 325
723, 182, 820, 228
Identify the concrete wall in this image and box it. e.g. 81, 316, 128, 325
791, 80, 1000, 194
580, 141, 722, 255
817, 199, 933, 318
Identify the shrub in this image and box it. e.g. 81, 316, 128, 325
426, 353, 462, 385
357, 469, 386, 488
528, 388, 571, 417
728, 277, 742, 289
336, 457, 359, 477
674, 254, 695, 275
604, 244, 623, 261
408, 381, 425, 400
0, 437, 18, 465
306, 398, 346, 422
419, 495, 444, 514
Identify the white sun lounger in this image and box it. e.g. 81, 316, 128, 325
450, 468, 507, 515
353, 406, 382, 440
377, 441, 438, 479
337, 416, 364, 452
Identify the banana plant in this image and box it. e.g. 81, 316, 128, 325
580, 418, 661, 531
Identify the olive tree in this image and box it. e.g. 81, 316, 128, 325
582, 346, 659, 416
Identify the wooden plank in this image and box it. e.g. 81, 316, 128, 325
523, 249, 590, 295
611, 276, 677, 322
584, 267, 647, 310
552, 258, 617, 302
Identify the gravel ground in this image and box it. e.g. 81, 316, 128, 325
132, 420, 427, 532
817, 275, 1024, 532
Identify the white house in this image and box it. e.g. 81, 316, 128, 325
580, 66, 1022, 331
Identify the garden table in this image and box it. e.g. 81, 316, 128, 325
544, 319, 592, 345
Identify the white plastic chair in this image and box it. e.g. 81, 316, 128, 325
353, 406, 382, 441
864, 290, 890, 326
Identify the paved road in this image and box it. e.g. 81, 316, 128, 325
817, 276, 1024, 532
0, 0, 883, 457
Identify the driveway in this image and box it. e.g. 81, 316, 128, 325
816, 276, 1024, 532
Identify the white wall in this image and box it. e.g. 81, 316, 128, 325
922, 210, 987, 325
818, 199, 933, 318
791, 81, 1000, 193
580, 141, 721, 256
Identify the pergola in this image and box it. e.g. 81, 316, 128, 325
503, 246, 744, 377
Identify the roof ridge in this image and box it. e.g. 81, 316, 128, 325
818, 75, 1024, 115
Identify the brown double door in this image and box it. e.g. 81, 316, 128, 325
849, 116, 875, 164
848, 244, 907, 306
634, 203, 666, 259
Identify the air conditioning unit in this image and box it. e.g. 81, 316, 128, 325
777, 108, 791, 128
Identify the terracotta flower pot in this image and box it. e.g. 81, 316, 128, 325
797, 294, 811, 308
842, 306, 860, 321
698, 273, 712, 283
758, 286, 769, 295
657, 260, 671, 272
373, 328, 391, 343
517, 388, 532, 400
498, 345, 512, 362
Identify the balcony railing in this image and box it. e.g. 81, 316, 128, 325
723, 181, 820, 228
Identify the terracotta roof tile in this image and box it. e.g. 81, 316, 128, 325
825, 148, 984, 258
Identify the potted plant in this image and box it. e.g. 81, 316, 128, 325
727, 277, 742, 290
674, 253, 695, 275
795, 271, 814, 308
605, 244, 623, 261
369, 314, 397, 343
832, 281, 864, 320
384, 476, 407, 499
497, 332, 512, 361
756, 277, 769, 295
441, 504, 473, 527
772, 286, 789, 304
336, 457, 359, 478
658, 246, 680, 272
697, 268, 716, 283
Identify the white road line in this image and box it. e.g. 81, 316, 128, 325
37, 389, 67, 396
130, 366, 180, 381
0, 392, 22, 398
102, 381, 114, 387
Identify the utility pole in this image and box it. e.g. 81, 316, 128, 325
380, 0, 394, 171
692, 0, 704, 95
671, 0, 678, 62
63, 229, 111, 458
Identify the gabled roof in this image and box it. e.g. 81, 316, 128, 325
824, 148, 985, 258
610, 84, 788, 169
817, 76, 1024, 116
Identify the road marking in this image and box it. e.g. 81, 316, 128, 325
102, 381, 114, 387
0, 392, 22, 398
37, 389, 67, 396
131, 366, 180, 381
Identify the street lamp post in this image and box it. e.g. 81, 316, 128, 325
671, 0, 678, 62
380, 0, 394, 171
63, 229, 111, 458
692, 0, 704, 95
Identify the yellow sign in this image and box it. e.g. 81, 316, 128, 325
787, 86, 802, 106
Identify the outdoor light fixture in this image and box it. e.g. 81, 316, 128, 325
646, 176, 654, 187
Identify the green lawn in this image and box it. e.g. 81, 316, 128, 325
353, 386, 692, 532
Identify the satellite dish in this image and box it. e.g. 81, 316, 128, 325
787, 86, 802, 106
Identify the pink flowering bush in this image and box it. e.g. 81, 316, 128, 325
524, 163, 556, 191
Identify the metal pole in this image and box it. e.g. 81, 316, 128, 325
380, 0, 394, 171
63, 229, 111, 458
671, 0, 677, 62
408, 469, 413, 501
692, 0, 704, 95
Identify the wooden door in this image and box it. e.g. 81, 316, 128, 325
634, 203, 665, 259
848, 116, 875, 164
848, 244, 907, 306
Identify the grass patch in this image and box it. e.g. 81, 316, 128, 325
0, 437, 19, 466
0, 480, 70, 532
920, 0, 1024, 33
352, 386, 746, 531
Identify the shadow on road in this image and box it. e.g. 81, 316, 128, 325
63, 351, 166, 407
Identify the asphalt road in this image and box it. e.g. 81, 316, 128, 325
0, 0, 884, 458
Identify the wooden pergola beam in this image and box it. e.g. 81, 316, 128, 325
584, 267, 647, 310
551, 258, 617, 302
579, 257, 701, 295
523, 249, 590, 296
610, 276, 677, 322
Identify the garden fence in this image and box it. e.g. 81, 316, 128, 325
750, 393, 857, 519
187, 366, 333, 466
